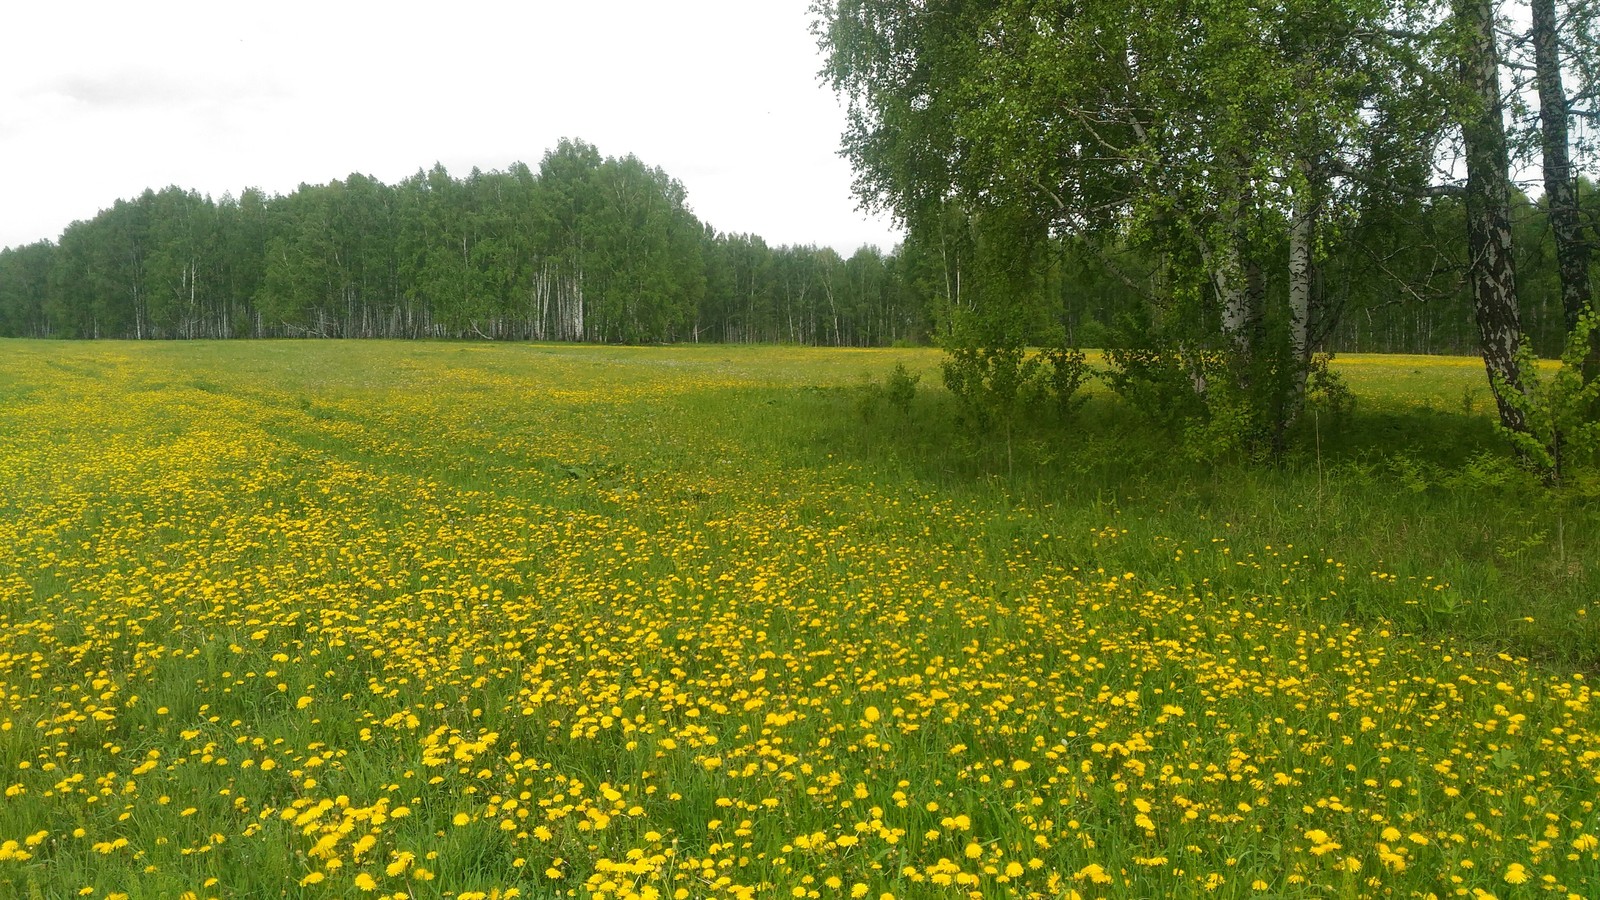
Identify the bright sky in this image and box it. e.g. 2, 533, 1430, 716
0, 0, 903, 255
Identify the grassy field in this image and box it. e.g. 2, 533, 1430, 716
0, 340, 1597, 900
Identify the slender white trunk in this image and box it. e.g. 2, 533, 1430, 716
1288, 190, 1314, 367
1212, 240, 1250, 354
1458, 0, 1527, 432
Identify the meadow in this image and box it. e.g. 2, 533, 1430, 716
0, 340, 1597, 900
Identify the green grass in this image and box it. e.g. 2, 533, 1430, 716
0, 339, 1597, 900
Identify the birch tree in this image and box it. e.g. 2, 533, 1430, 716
815, 0, 1446, 448
1453, 0, 1531, 431
1530, 0, 1593, 339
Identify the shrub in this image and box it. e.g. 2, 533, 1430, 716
885, 363, 920, 414
1497, 313, 1600, 484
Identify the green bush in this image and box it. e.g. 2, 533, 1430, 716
1497, 313, 1600, 484
884, 363, 920, 414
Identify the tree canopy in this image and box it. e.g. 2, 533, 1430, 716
814, 0, 1600, 462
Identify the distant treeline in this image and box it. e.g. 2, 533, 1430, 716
0, 139, 1592, 355
0, 140, 922, 346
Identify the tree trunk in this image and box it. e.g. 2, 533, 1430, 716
1459, 0, 1528, 433
1214, 239, 1252, 357
1288, 176, 1317, 391
1531, 0, 1596, 368
1208, 231, 1266, 410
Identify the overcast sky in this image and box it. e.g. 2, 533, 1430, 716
0, 0, 903, 254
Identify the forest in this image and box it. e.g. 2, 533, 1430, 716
0, 140, 920, 347
0, 141, 1594, 358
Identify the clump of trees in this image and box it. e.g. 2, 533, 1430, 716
814, 0, 1599, 468
0, 140, 922, 346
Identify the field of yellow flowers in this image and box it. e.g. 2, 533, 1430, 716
1, 341, 1597, 899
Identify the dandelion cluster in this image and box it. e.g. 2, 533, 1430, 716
0, 342, 1596, 899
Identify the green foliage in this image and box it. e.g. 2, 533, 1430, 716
1101, 315, 1359, 464
939, 340, 1089, 439
0, 143, 924, 346
812, 0, 1542, 462
884, 362, 919, 413
936, 251, 1088, 434
1102, 345, 1210, 430
1185, 377, 1269, 464
1096, 296, 1275, 463
1495, 312, 1600, 482
1304, 354, 1356, 423
940, 341, 1041, 431
854, 361, 923, 424
1040, 346, 1089, 418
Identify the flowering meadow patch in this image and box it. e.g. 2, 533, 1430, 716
0, 342, 1596, 899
